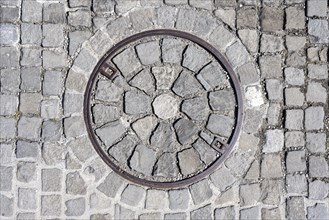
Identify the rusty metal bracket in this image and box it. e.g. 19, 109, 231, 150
211, 137, 228, 154
99, 62, 117, 81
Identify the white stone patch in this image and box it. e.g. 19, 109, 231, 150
152, 94, 179, 120
245, 85, 264, 108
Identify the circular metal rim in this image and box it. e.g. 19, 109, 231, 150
84, 29, 244, 189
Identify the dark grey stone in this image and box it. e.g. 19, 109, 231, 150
309, 155, 329, 178
190, 179, 213, 205
0, 47, 19, 68
129, 69, 155, 95
154, 153, 179, 178
18, 116, 42, 140
259, 55, 282, 79
215, 206, 235, 220
150, 122, 176, 152
286, 197, 306, 220
240, 206, 260, 220
207, 114, 234, 137
130, 145, 157, 176
193, 138, 217, 166
172, 70, 203, 98
121, 184, 145, 207
112, 47, 142, 77
64, 116, 85, 138
21, 23, 42, 45
17, 162, 36, 183
97, 172, 124, 197
43, 3, 66, 23
174, 118, 198, 145
42, 120, 61, 142
16, 141, 39, 158
162, 38, 185, 64
168, 189, 190, 210
178, 148, 202, 176
305, 107, 324, 130
124, 91, 151, 115
43, 24, 64, 47
22, 1, 42, 23
286, 151, 307, 173
261, 7, 283, 32
182, 45, 209, 72
136, 41, 161, 65
95, 80, 123, 102
68, 10, 91, 27
182, 96, 209, 121
209, 89, 236, 113
19, 92, 41, 114
0, 7, 19, 23
96, 120, 126, 147
0, 69, 20, 94
21, 67, 42, 91
108, 135, 136, 164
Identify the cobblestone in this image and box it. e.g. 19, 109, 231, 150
286, 174, 307, 195
306, 82, 327, 103
18, 188, 36, 210
307, 0, 328, 17
65, 198, 85, 216
42, 168, 62, 192
168, 189, 190, 210
286, 151, 307, 173
21, 23, 42, 45
309, 156, 329, 178
2, 2, 328, 219
287, 197, 306, 220
305, 106, 324, 130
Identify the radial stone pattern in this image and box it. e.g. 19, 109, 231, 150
86, 32, 239, 186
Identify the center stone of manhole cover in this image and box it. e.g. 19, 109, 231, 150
84, 29, 243, 188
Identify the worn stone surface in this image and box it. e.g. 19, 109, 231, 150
121, 184, 145, 206
168, 189, 190, 210
172, 70, 203, 97
287, 197, 306, 220
42, 168, 62, 192
136, 41, 161, 65
130, 145, 157, 176
178, 148, 202, 176
182, 96, 209, 121
190, 179, 213, 205
153, 94, 179, 120
145, 190, 167, 210
97, 172, 124, 198
207, 114, 234, 137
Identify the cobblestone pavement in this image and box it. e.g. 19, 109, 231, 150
0, 0, 328, 219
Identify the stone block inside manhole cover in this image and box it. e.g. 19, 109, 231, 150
84, 29, 243, 188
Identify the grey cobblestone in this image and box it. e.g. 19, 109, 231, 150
168, 189, 190, 210
0, 47, 19, 68
121, 184, 145, 206
306, 82, 327, 103
65, 197, 85, 216
0, 24, 19, 45
44, 3, 66, 24
0, 69, 20, 94
308, 64, 328, 79
286, 36, 306, 51
240, 206, 260, 220
305, 106, 324, 130
262, 208, 281, 219
146, 190, 167, 210
16, 141, 39, 158
20, 93, 41, 115
0, 7, 19, 23
287, 197, 306, 220
261, 180, 282, 205
21, 67, 42, 92
0, 166, 12, 191
191, 204, 212, 220
42, 168, 62, 192
286, 6, 305, 30
190, 179, 213, 205
0, 94, 18, 116
261, 7, 284, 32
0, 194, 13, 217
18, 188, 36, 210
285, 87, 304, 106
306, 133, 326, 153
284, 67, 305, 85
308, 19, 329, 44
285, 131, 305, 148
22, 1, 42, 23
285, 109, 304, 130
66, 172, 86, 195
286, 174, 307, 195
260, 55, 282, 78
41, 195, 61, 216
309, 156, 329, 178
240, 183, 261, 206
309, 180, 328, 200
263, 129, 284, 153
43, 24, 64, 47
114, 204, 135, 220
261, 153, 282, 178
307, 0, 328, 17
261, 34, 284, 52
18, 116, 42, 140
286, 151, 307, 173
164, 213, 186, 220
97, 172, 124, 198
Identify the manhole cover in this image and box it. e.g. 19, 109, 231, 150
84, 29, 243, 188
